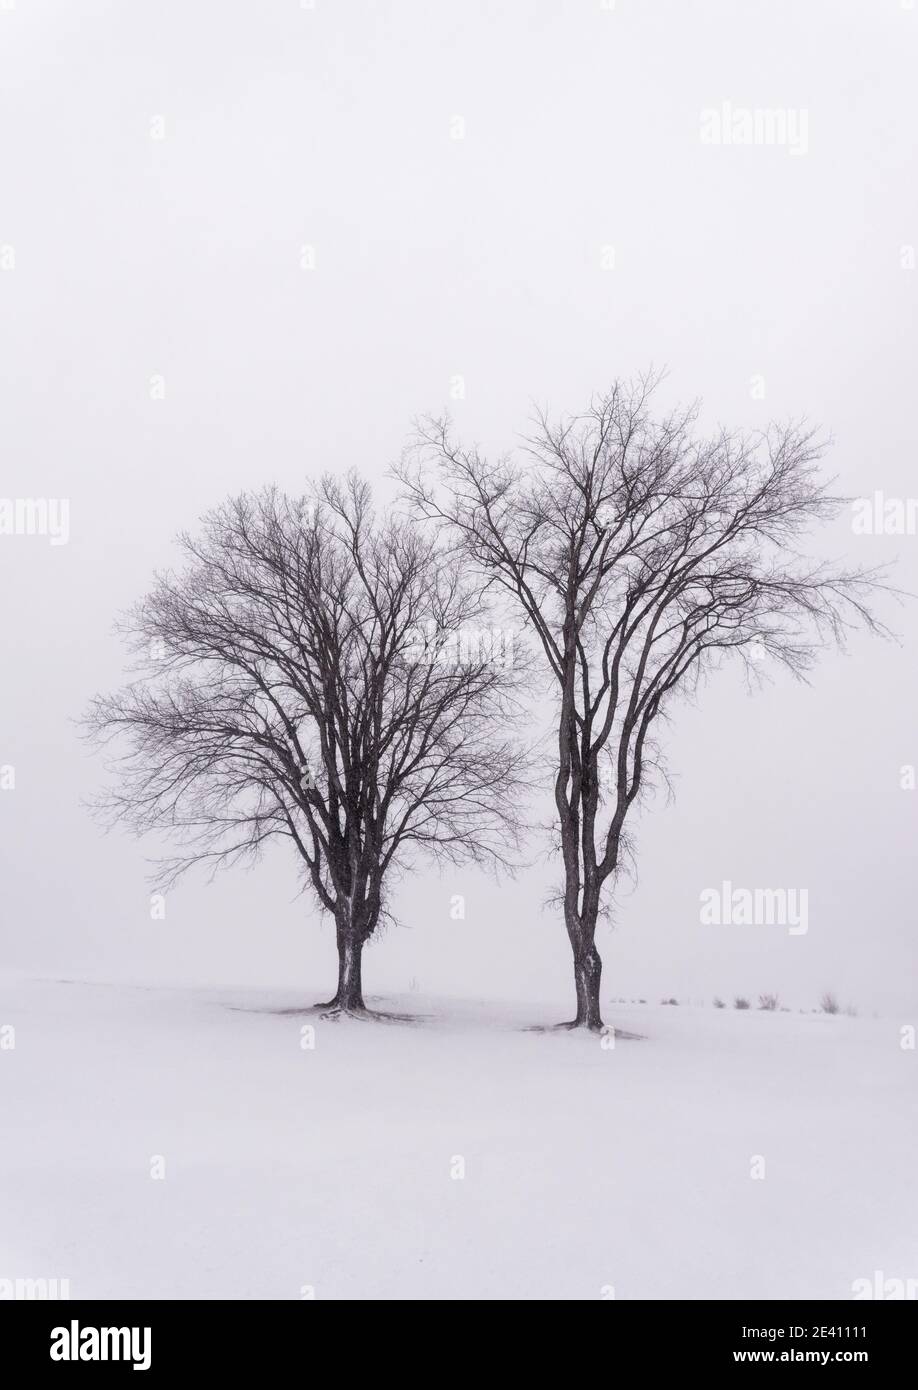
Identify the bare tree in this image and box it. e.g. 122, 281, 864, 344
86, 473, 527, 1017
397, 375, 887, 1031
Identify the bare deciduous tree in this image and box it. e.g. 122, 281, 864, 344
86, 474, 526, 1017
397, 374, 887, 1030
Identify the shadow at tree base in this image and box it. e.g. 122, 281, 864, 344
524, 1021, 646, 1040
221, 997, 646, 1035
223, 1000, 426, 1025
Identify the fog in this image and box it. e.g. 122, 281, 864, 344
1, 0, 916, 1017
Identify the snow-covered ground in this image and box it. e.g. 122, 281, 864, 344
1, 975, 914, 1300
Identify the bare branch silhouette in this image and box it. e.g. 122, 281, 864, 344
85, 474, 529, 1017
396, 373, 891, 1030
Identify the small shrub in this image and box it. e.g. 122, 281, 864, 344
844, 1003, 858, 1018
820, 992, 840, 1015
734, 996, 750, 1010
661, 997, 679, 1006
758, 993, 779, 1012
713, 996, 725, 1009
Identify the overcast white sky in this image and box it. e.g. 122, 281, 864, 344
1, 0, 916, 1016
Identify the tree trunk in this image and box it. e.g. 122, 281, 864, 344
321, 917, 366, 1013
335, 933, 364, 1011
561, 897, 604, 1030
571, 937, 603, 1031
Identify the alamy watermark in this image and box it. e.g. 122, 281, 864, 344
851, 492, 918, 536
700, 102, 809, 156
700, 881, 809, 936
404, 620, 516, 668
0, 497, 70, 546
851, 1270, 918, 1300
0, 1276, 70, 1299
50, 1320, 151, 1371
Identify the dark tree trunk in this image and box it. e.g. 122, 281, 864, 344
572, 939, 603, 1030
334, 933, 364, 1011
320, 914, 366, 1013
563, 904, 604, 1030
